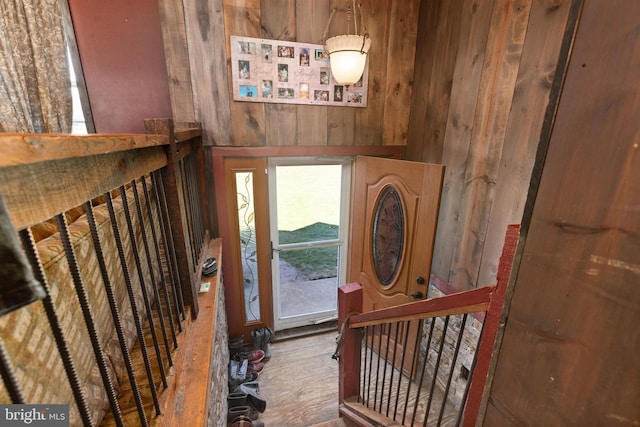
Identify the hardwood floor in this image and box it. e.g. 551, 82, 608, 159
256, 331, 340, 426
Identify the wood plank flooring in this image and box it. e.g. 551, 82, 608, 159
257, 331, 340, 427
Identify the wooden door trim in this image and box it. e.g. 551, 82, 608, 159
216, 156, 273, 339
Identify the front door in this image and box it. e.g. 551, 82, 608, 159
348, 156, 444, 371
348, 156, 444, 307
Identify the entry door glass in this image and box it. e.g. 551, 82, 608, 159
269, 158, 351, 331
236, 171, 260, 322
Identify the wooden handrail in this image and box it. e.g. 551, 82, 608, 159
348, 285, 494, 329
0, 133, 169, 167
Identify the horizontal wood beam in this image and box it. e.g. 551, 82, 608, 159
0, 133, 168, 166
210, 145, 405, 159
0, 146, 167, 229
174, 127, 202, 144
349, 285, 494, 329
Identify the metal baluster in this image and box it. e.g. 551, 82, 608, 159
152, 170, 186, 320
19, 229, 93, 425
151, 171, 183, 330
106, 193, 162, 415
360, 325, 368, 403
386, 321, 401, 417
0, 338, 25, 403
141, 176, 178, 349
85, 200, 148, 426
402, 319, 424, 425
425, 316, 450, 423
412, 318, 437, 426
437, 314, 468, 426
366, 324, 375, 407
120, 185, 168, 387
187, 156, 202, 255
456, 317, 484, 427
373, 323, 384, 411
131, 180, 173, 368
393, 320, 410, 421
379, 322, 392, 413
56, 213, 124, 426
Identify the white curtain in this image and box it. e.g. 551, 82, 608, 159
0, 0, 72, 133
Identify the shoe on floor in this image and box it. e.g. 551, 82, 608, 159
234, 349, 265, 363
247, 362, 264, 376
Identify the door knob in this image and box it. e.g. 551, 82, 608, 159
409, 291, 423, 299
416, 276, 425, 285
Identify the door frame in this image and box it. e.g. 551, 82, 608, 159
268, 156, 352, 331
212, 146, 403, 339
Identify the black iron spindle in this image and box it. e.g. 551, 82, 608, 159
141, 176, 179, 349
56, 213, 125, 426
402, 319, 424, 425
152, 171, 186, 320
85, 201, 148, 426
437, 314, 468, 426
106, 193, 162, 415
151, 171, 183, 330
386, 321, 401, 417
366, 324, 375, 407
373, 323, 384, 411
360, 325, 368, 404
393, 320, 411, 421
19, 229, 93, 425
425, 316, 450, 423
412, 318, 437, 426
131, 180, 173, 368
0, 338, 25, 403
119, 185, 168, 387
455, 317, 485, 427
379, 323, 392, 413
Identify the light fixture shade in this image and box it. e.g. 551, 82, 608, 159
326, 34, 371, 85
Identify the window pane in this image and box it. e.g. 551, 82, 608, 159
236, 171, 260, 322
276, 165, 341, 244
278, 246, 339, 318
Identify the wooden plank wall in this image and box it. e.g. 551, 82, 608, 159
407, 0, 578, 290
486, 0, 640, 423
165, 0, 420, 146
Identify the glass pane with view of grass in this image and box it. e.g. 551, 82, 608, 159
278, 243, 339, 318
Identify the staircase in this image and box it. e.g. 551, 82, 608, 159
310, 418, 349, 427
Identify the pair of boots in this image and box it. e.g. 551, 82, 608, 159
227, 391, 265, 427
251, 327, 273, 361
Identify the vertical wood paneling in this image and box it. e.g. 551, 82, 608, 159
487, 0, 640, 422
406, 0, 466, 162
262, 0, 297, 146
406, 0, 442, 161
173, 0, 417, 147
224, 0, 266, 146
157, 0, 196, 123
430, 0, 493, 283
448, 0, 531, 290
354, 0, 390, 146
326, 0, 356, 146
183, 0, 232, 145
295, 0, 330, 146
477, 0, 573, 285
382, 0, 420, 146
417, 0, 465, 163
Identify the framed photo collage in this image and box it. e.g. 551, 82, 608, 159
230, 35, 369, 107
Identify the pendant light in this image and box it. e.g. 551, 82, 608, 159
323, 1, 371, 85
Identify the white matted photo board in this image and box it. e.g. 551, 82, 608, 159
230, 35, 368, 107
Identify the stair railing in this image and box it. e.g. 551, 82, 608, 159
337, 225, 520, 426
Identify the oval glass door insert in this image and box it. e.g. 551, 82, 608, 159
372, 186, 404, 285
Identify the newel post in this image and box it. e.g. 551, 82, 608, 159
338, 283, 363, 404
